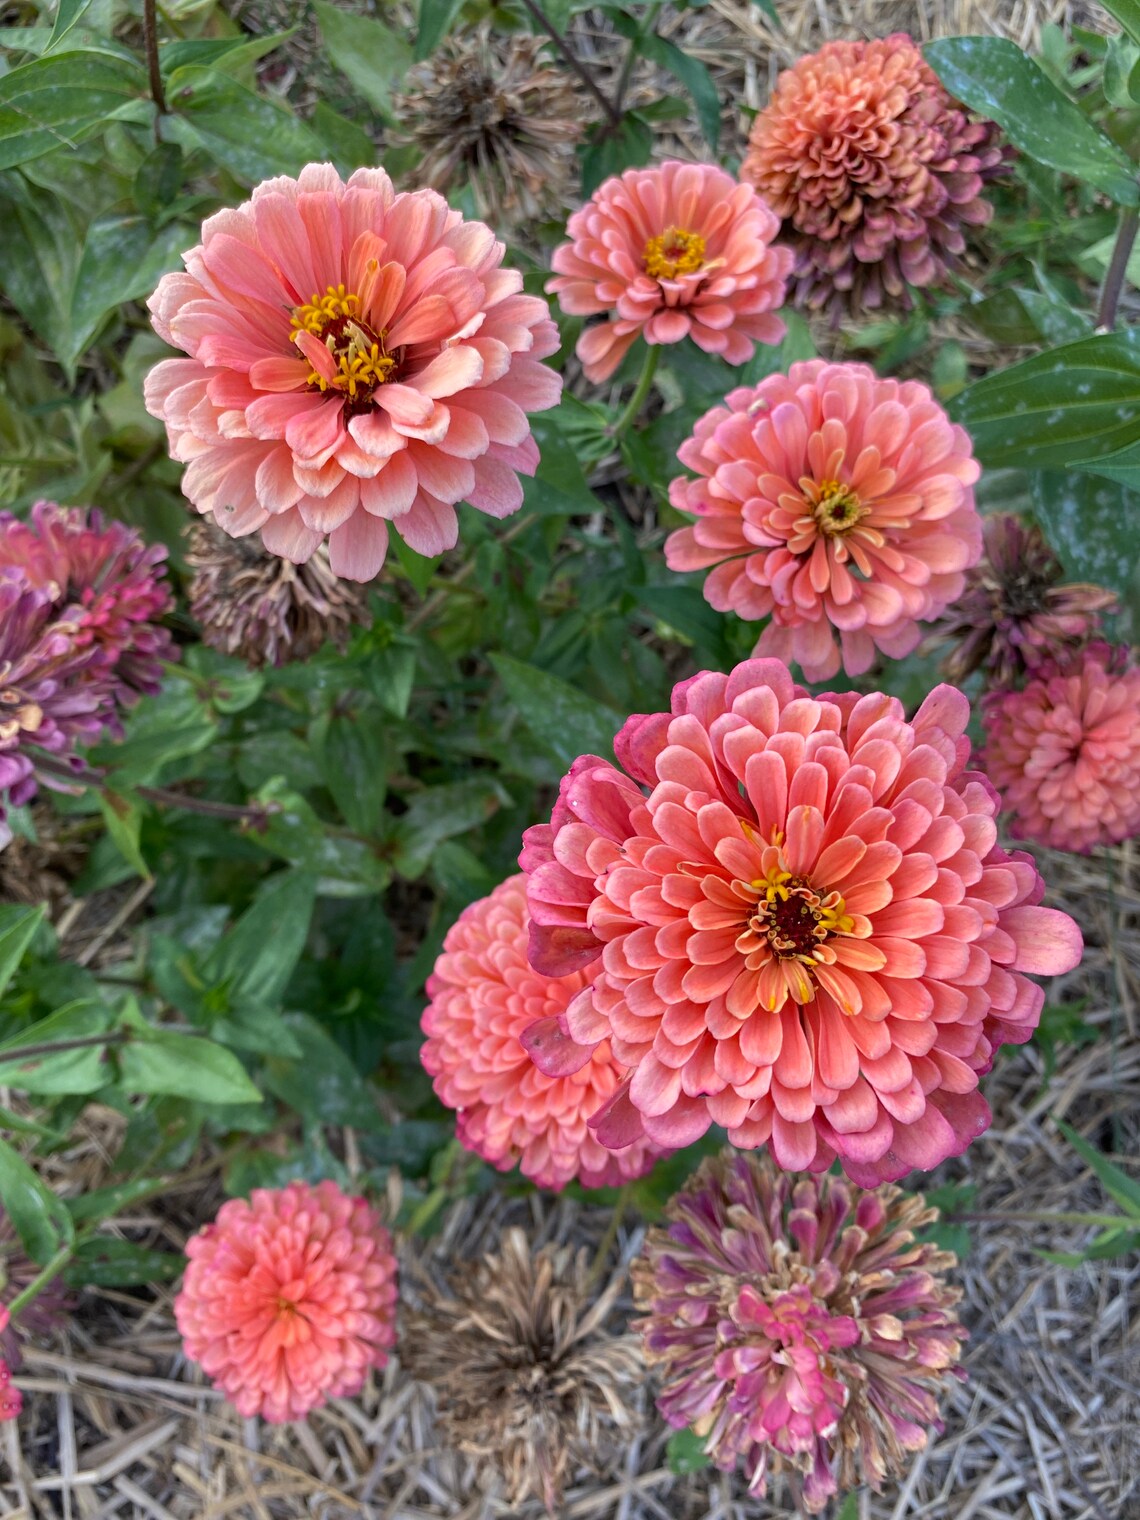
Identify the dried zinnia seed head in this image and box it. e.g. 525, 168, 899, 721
932, 513, 1117, 686
186, 521, 371, 668
633, 1150, 966, 1512
393, 30, 583, 226
402, 1226, 643, 1510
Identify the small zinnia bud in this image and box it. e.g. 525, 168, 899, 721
392, 29, 583, 227
521, 657, 1084, 1181
547, 160, 791, 384
932, 513, 1117, 686
145, 165, 562, 582
742, 33, 1006, 314
186, 521, 370, 668
664, 359, 983, 682
174, 1181, 398, 1422
982, 642, 1140, 855
403, 1224, 642, 1510
421, 874, 666, 1190
633, 1150, 966, 1512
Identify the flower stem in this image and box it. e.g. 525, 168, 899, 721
142, 0, 167, 116
610, 0, 665, 123
953, 1209, 1129, 1229
588, 1183, 632, 1289
608, 344, 660, 441
1097, 206, 1139, 332
7, 1245, 73, 1321
515, 0, 621, 128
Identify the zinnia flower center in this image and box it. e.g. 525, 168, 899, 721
806, 478, 866, 538
643, 226, 706, 280
290, 284, 397, 402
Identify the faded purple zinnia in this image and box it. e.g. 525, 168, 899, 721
741, 33, 1006, 313
632, 1149, 965, 1512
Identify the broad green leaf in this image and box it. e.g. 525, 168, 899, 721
65, 1175, 170, 1223
201, 870, 316, 1009
320, 712, 390, 835
163, 67, 324, 183
1103, 34, 1140, 107
924, 37, 1140, 205
666, 1428, 710, 1475
0, 50, 148, 171
1102, 0, 1140, 47
66, 216, 187, 367
414, 0, 465, 61
950, 333, 1140, 470
311, 101, 376, 172
65, 1236, 183, 1287
262, 1011, 382, 1129
119, 1025, 263, 1106
527, 409, 603, 516
0, 998, 113, 1094
491, 653, 622, 768
391, 777, 510, 878
1057, 1119, 1140, 1217
1028, 471, 1140, 612
46, 0, 95, 52
390, 533, 442, 597
1072, 437, 1140, 491
158, 33, 292, 80
251, 779, 393, 896
0, 171, 82, 366
580, 113, 653, 198
312, 0, 412, 121
95, 790, 150, 880
0, 903, 46, 999
0, 1136, 74, 1263
133, 141, 184, 219
616, 22, 720, 149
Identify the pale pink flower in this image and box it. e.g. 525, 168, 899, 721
521, 659, 1084, 1184
145, 164, 562, 582
982, 643, 1140, 855
664, 361, 982, 682
175, 1181, 397, 1422
547, 160, 791, 384
421, 874, 664, 1189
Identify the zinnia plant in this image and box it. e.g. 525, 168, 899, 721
521, 657, 1083, 1181
145, 164, 562, 581
174, 1181, 398, 1422
742, 33, 1006, 313
421, 874, 665, 1189
633, 1150, 965, 1511
547, 159, 791, 384
664, 360, 983, 681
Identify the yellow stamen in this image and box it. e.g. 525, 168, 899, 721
644, 226, 706, 280
289, 289, 396, 400
290, 283, 359, 336
807, 478, 867, 538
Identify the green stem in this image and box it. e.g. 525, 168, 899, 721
7, 1245, 73, 1320
611, 0, 664, 121
515, 0, 620, 127
608, 345, 660, 441
1097, 206, 1139, 332
404, 1185, 449, 1236
587, 1184, 632, 1289
953, 1209, 1130, 1229
142, 0, 167, 117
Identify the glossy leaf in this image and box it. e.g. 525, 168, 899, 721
414, 0, 465, 62
263, 1011, 382, 1130
580, 113, 653, 198
65, 1236, 183, 1287
0, 998, 114, 1094
46, 0, 95, 51
0, 903, 46, 999
250, 779, 393, 896
312, 0, 411, 121
612, 17, 720, 149
95, 790, 150, 880
924, 37, 1140, 205
164, 67, 324, 182
201, 870, 316, 1010
1028, 471, 1140, 610
320, 711, 390, 835
0, 1135, 74, 1263
491, 653, 623, 768
1102, 0, 1140, 47
0, 50, 148, 170
391, 777, 510, 878
67, 216, 187, 367
119, 1023, 263, 1106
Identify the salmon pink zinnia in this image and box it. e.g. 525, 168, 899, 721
982, 643, 1140, 855
422, 874, 664, 1189
521, 658, 1084, 1184
664, 360, 982, 682
547, 160, 792, 384
175, 1181, 397, 1422
145, 164, 561, 582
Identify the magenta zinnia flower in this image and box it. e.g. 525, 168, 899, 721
175, 1181, 398, 1422
422, 874, 665, 1189
145, 164, 562, 581
742, 33, 1006, 313
521, 658, 1083, 1183
982, 643, 1140, 855
633, 1150, 965, 1510
547, 160, 791, 384
664, 361, 982, 682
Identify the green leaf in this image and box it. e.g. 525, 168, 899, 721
924, 37, 1140, 205
201, 870, 316, 1009
0, 50, 148, 171
0, 903, 46, 999
620, 25, 720, 149
1028, 471, 1140, 610
133, 141, 184, 219
158, 32, 292, 80
391, 777, 509, 877
666, 1428, 710, 1475
527, 409, 604, 516
0, 171, 82, 367
949, 333, 1140, 470
262, 1011, 382, 1130
580, 113, 653, 198
1033, 999, 1097, 1084
491, 652, 623, 768
66, 216, 187, 367
1056, 1119, 1140, 1218
250, 779, 392, 896
0, 998, 113, 1094
65, 1175, 169, 1224
833, 1495, 861, 1520
118, 1023, 263, 1107
390, 532, 442, 597
414, 0, 465, 61
312, 0, 412, 122
311, 101, 376, 173
95, 790, 150, 880
319, 712, 389, 835
46, 0, 95, 52
65, 1236, 183, 1288
163, 67, 324, 183
0, 1136, 74, 1263
1102, 0, 1140, 47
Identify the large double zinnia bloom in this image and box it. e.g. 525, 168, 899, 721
521, 659, 1083, 1184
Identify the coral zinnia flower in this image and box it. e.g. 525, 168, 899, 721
664, 360, 982, 682
0, 1310, 20, 1422
145, 164, 561, 582
742, 33, 1005, 313
932, 513, 1117, 687
521, 658, 1083, 1183
422, 874, 664, 1189
175, 1181, 397, 1422
633, 1150, 965, 1511
547, 160, 791, 384
982, 643, 1140, 855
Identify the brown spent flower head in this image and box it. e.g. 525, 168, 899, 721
393, 30, 583, 226
186, 521, 370, 669
932, 513, 1117, 686
742, 33, 1007, 314
632, 1150, 966, 1513
402, 1226, 642, 1510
